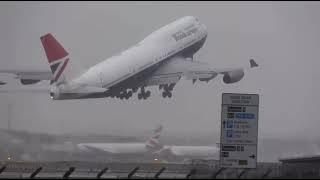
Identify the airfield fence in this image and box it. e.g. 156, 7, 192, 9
0, 160, 319, 179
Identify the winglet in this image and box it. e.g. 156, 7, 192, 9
250, 59, 258, 68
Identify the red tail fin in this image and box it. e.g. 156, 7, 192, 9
40, 33, 70, 83
40, 33, 68, 63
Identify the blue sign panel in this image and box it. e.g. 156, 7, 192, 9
227, 130, 233, 138
235, 113, 255, 119
227, 121, 233, 128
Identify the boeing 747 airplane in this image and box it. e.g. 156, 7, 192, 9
0, 16, 258, 100
77, 125, 220, 162
77, 125, 163, 158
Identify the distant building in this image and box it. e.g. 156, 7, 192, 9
279, 155, 320, 178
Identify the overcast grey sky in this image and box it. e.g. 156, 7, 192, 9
0, 1, 320, 144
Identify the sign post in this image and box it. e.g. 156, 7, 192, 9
220, 93, 259, 168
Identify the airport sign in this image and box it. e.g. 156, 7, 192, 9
220, 93, 259, 169
222, 93, 259, 106
220, 144, 257, 168
220, 106, 258, 144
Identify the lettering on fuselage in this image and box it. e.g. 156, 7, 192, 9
171, 24, 199, 42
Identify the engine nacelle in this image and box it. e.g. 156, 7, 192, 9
49, 85, 61, 100
199, 73, 218, 82
20, 79, 40, 85
223, 70, 244, 84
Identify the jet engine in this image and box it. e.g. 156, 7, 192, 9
20, 79, 41, 85
199, 73, 218, 82
223, 69, 244, 84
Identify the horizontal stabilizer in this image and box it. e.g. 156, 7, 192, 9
0, 86, 50, 93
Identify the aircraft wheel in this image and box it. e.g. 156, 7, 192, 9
169, 83, 175, 91
164, 84, 169, 91
132, 88, 138, 93
162, 92, 167, 98
146, 91, 151, 97
168, 92, 172, 98
128, 91, 133, 97
138, 93, 142, 100
142, 93, 147, 99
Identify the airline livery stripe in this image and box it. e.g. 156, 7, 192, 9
50, 63, 60, 74
149, 139, 159, 146
138, 61, 154, 71
153, 135, 160, 139
54, 58, 69, 82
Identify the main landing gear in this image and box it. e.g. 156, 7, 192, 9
118, 90, 133, 100
159, 83, 175, 98
138, 87, 151, 100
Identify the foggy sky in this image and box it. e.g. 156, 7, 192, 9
0, 1, 320, 145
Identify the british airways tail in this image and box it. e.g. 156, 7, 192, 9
145, 125, 163, 150
40, 33, 70, 84
40, 33, 85, 86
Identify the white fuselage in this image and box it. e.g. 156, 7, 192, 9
68, 16, 207, 92
164, 145, 219, 157
78, 143, 149, 154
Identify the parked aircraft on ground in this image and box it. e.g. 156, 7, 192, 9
77, 125, 220, 162
77, 125, 163, 156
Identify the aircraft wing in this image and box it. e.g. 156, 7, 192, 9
143, 56, 257, 86
0, 69, 52, 85
77, 143, 125, 154
77, 144, 115, 154
155, 145, 220, 157
144, 56, 217, 86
